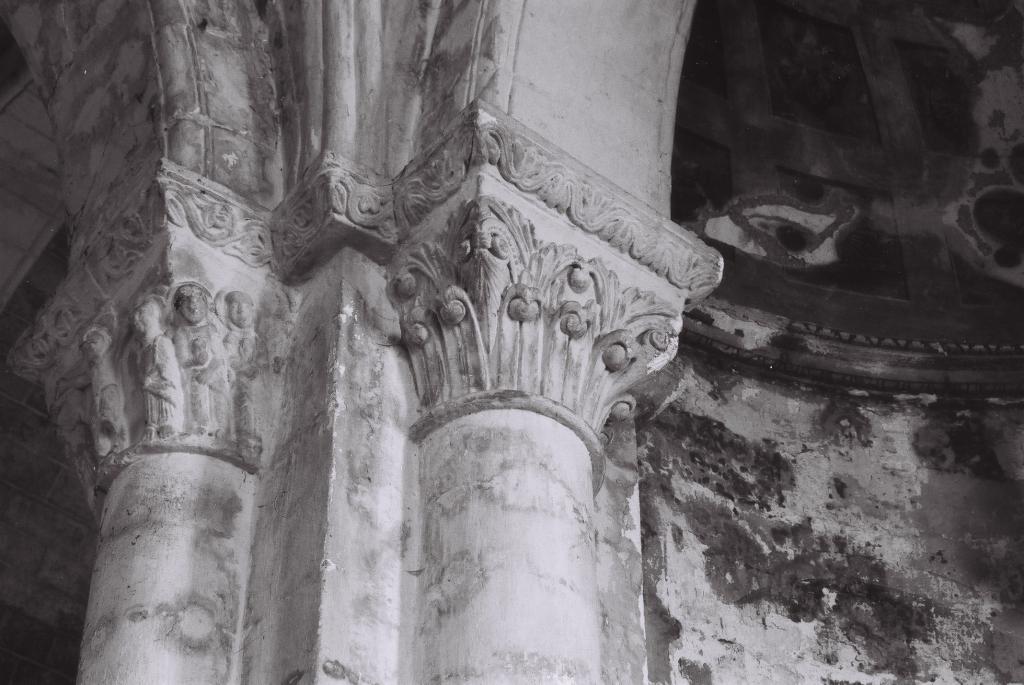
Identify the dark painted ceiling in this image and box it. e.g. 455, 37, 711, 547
673, 0, 1024, 394
671, 0, 1024, 339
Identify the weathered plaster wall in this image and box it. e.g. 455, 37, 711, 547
638, 351, 1024, 684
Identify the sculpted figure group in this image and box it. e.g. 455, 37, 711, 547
73, 283, 265, 460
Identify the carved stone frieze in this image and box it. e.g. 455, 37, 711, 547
392, 123, 476, 229
9, 294, 88, 382
128, 283, 270, 459
389, 196, 682, 437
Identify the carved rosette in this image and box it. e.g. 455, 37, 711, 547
389, 197, 681, 436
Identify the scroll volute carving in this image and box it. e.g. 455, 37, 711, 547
389, 197, 681, 431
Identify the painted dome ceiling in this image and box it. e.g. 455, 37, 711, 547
672, 0, 1024, 395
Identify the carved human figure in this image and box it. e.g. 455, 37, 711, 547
80, 325, 128, 456
132, 295, 184, 440
171, 283, 230, 437
220, 290, 265, 457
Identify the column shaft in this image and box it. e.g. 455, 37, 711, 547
416, 409, 601, 684
78, 453, 253, 685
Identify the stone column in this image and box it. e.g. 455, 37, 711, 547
9, 163, 288, 684
78, 453, 254, 684
382, 140, 722, 680
415, 408, 602, 683
267, 101, 721, 682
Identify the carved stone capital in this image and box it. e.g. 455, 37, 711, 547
389, 196, 699, 485
10, 161, 273, 384
8, 162, 290, 505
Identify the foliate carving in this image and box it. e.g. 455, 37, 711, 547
273, 103, 722, 302
9, 299, 84, 381
273, 152, 395, 269
8, 164, 271, 384
87, 213, 154, 289
473, 120, 722, 300
393, 125, 475, 228
389, 197, 681, 431
163, 171, 272, 267
10, 205, 154, 383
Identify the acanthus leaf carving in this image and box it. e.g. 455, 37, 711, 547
389, 196, 682, 433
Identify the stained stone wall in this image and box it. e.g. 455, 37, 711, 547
0, 230, 94, 683
637, 349, 1024, 684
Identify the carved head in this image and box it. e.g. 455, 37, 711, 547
458, 219, 512, 264
132, 296, 166, 339
80, 325, 112, 362
173, 283, 211, 325
225, 291, 255, 330
447, 200, 536, 313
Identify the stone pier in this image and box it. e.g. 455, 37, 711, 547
1, 2, 720, 681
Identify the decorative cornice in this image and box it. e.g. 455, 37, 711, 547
787, 320, 1024, 356
392, 121, 475, 230
272, 101, 723, 301
389, 197, 682, 452
10, 205, 157, 384
682, 302, 1024, 397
